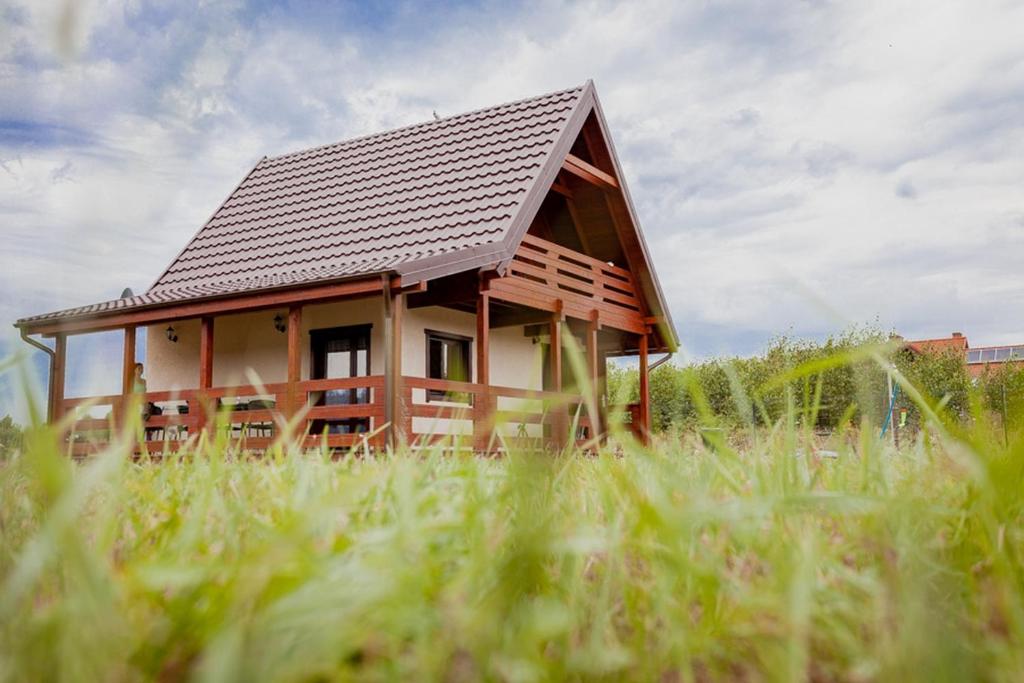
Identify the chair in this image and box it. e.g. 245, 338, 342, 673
245, 399, 276, 439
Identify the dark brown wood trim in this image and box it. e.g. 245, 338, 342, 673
27, 276, 389, 337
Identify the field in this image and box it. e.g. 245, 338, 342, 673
1, 372, 1023, 681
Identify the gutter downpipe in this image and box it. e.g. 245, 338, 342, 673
18, 327, 56, 422
647, 353, 672, 374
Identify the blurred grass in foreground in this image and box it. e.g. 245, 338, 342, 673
1, 353, 1023, 682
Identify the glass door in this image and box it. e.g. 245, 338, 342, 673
310, 325, 371, 434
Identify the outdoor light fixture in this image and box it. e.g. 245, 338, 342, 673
165, 326, 178, 343
273, 314, 286, 333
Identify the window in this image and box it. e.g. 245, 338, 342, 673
995, 347, 1011, 361
967, 349, 982, 363
426, 330, 472, 402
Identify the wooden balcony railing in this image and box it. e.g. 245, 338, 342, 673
59, 375, 599, 456
489, 233, 647, 334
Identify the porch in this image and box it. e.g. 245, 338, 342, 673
58, 375, 603, 456
38, 232, 656, 456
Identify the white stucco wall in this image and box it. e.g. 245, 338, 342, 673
143, 296, 544, 437
402, 303, 545, 437
145, 299, 385, 392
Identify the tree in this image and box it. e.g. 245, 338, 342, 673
0, 415, 23, 456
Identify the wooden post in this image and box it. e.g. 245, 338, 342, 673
475, 291, 491, 452
549, 310, 566, 448
199, 316, 214, 434
121, 326, 136, 395
49, 333, 67, 424
121, 326, 137, 427
476, 292, 490, 387
638, 332, 650, 445
287, 305, 302, 420
384, 284, 405, 448
199, 316, 214, 389
586, 311, 601, 438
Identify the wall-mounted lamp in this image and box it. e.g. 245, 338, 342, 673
165, 325, 178, 343
273, 314, 286, 333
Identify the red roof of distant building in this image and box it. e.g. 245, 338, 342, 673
905, 332, 969, 354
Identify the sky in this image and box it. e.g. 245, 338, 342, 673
1, 0, 1023, 420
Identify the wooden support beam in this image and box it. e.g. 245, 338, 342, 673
121, 326, 136, 396
562, 153, 618, 191
549, 310, 566, 449
198, 316, 215, 436
475, 290, 491, 452
384, 283, 405, 448
476, 292, 490, 386
199, 316, 214, 390
586, 311, 602, 438
638, 333, 650, 445
49, 333, 67, 424
120, 326, 137, 425
550, 181, 573, 198
286, 305, 302, 418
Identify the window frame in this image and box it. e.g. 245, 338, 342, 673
424, 329, 473, 403
309, 324, 373, 434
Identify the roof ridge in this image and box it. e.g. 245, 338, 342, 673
263, 83, 586, 165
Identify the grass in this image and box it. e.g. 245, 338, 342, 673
1, 370, 1023, 681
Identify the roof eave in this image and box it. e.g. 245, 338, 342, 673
15, 269, 397, 334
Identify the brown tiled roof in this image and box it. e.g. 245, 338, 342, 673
154, 84, 587, 292
18, 84, 590, 325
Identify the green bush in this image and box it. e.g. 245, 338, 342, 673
612, 326, 1018, 435
0, 415, 22, 457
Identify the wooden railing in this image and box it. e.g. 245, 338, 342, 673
59, 375, 600, 455
488, 233, 647, 334
61, 376, 387, 456
402, 376, 595, 451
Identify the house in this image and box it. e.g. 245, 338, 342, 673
904, 332, 1024, 378
15, 81, 677, 453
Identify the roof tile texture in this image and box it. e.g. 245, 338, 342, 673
150, 85, 584, 296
